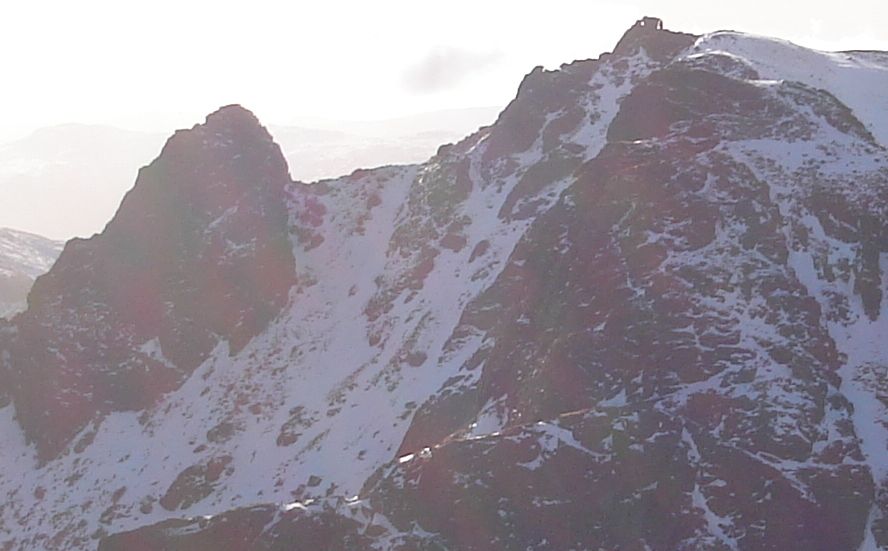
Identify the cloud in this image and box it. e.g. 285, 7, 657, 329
402, 48, 503, 94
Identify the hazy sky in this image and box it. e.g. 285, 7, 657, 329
2, 0, 887, 140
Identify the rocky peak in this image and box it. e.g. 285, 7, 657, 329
613, 16, 698, 61
480, 17, 697, 165
203, 103, 263, 129
161, 104, 277, 158
7, 104, 297, 460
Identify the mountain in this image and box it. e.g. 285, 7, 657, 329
2, 17, 888, 550
0, 228, 63, 319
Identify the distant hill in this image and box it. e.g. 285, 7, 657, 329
0, 228, 63, 318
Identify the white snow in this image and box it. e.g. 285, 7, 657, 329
692, 32, 888, 147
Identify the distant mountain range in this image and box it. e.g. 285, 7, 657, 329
0, 228, 63, 319
1, 17, 888, 551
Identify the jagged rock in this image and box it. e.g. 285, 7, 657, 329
5, 105, 296, 460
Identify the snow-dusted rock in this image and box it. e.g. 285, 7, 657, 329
3, 17, 888, 551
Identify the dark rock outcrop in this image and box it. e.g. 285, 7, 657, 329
6, 105, 296, 460
613, 16, 698, 61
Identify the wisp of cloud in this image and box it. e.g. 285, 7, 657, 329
403, 48, 503, 94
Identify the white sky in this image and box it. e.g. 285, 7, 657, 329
2, 0, 887, 140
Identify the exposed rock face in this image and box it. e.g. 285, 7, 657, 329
613, 16, 696, 61
3, 19, 888, 551
5, 105, 296, 460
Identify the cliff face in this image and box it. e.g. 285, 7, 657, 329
3, 18, 888, 551
6, 105, 296, 461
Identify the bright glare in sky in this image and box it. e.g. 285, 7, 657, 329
2, 0, 887, 139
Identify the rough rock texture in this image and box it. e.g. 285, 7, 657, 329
3, 18, 888, 551
5, 105, 296, 461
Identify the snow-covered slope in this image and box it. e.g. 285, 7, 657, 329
693, 32, 888, 146
2, 17, 888, 551
0, 228, 63, 319
685, 34, 888, 546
